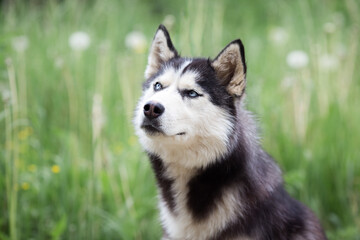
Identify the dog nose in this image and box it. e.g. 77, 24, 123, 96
143, 101, 165, 119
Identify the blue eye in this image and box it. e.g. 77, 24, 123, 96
154, 82, 163, 91
187, 90, 199, 98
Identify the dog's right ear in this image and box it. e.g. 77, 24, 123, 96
211, 39, 247, 97
145, 25, 179, 79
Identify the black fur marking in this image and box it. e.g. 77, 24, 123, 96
211, 186, 307, 240
157, 24, 179, 58
184, 116, 313, 239
148, 154, 176, 212
181, 59, 235, 115
187, 143, 252, 221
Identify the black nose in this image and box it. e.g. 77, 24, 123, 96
143, 101, 165, 119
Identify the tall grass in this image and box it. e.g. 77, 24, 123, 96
0, 0, 359, 239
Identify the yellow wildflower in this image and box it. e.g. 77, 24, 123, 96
18, 127, 33, 140
28, 164, 37, 172
21, 182, 30, 190
51, 165, 60, 174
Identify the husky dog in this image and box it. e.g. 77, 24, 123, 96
134, 25, 327, 240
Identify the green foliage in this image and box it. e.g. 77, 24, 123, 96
0, 0, 359, 239
51, 215, 67, 240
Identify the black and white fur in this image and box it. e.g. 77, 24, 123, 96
134, 25, 327, 240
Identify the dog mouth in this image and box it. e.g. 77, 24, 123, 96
141, 121, 186, 137
141, 123, 163, 135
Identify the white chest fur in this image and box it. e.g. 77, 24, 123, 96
158, 165, 244, 240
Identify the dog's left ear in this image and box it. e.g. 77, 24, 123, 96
145, 24, 179, 79
211, 39, 247, 97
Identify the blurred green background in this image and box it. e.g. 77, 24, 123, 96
0, 0, 359, 239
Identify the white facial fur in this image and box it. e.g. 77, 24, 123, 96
134, 61, 234, 169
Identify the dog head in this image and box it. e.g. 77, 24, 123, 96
134, 25, 247, 168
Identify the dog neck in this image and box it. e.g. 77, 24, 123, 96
146, 106, 283, 239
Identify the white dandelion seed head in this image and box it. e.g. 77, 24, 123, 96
12, 36, 29, 53
286, 50, 309, 69
319, 54, 339, 70
69, 31, 91, 51
163, 15, 176, 29
269, 27, 288, 45
125, 31, 147, 54
323, 22, 336, 34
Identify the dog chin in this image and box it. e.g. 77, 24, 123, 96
142, 126, 187, 138
142, 125, 164, 136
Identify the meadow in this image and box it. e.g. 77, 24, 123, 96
0, 0, 359, 239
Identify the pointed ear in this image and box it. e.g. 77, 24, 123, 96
211, 39, 247, 97
144, 25, 179, 79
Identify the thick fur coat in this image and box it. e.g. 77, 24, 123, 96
134, 25, 327, 240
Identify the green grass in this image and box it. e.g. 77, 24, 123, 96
0, 0, 359, 239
